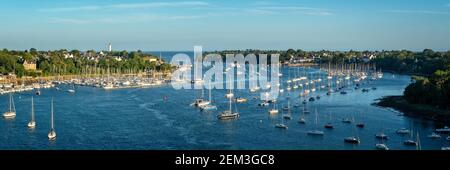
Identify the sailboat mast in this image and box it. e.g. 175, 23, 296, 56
229, 90, 232, 112
208, 83, 212, 102
9, 93, 12, 112
51, 99, 54, 130
31, 96, 34, 122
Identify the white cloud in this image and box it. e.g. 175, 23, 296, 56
386, 10, 449, 15
37, 6, 101, 12
252, 6, 333, 16
48, 14, 209, 24
110, 1, 209, 9
38, 1, 210, 12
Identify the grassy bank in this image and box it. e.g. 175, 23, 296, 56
375, 96, 450, 122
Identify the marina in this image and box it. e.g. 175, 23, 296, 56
1, 55, 449, 149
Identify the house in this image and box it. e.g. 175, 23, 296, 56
362, 55, 377, 63
23, 60, 37, 71
64, 53, 74, 59
143, 56, 159, 63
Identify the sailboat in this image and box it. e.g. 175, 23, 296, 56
356, 112, 365, 128
307, 108, 324, 136
27, 96, 36, 129
427, 132, 441, 139
68, 83, 76, 93
282, 104, 292, 120
3, 93, 16, 119
375, 140, 389, 150
225, 89, 234, 99
298, 106, 307, 124
344, 115, 360, 144
324, 111, 334, 129
403, 130, 418, 146
48, 98, 56, 140
200, 84, 217, 111
217, 92, 239, 120
192, 85, 210, 107
269, 101, 279, 114
275, 110, 288, 129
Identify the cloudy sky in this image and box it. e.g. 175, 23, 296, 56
0, 0, 449, 51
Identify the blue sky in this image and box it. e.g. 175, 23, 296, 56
0, 0, 449, 51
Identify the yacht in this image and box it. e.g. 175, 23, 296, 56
427, 132, 441, 139
396, 128, 411, 134
3, 93, 16, 119
435, 126, 450, 133
102, 83, 114, 90
200, 84, 217, 111
269, 102, 279, 114
48, 99, 56, 140
275, 110, 288, 130
250, 87, 260, 92
375, 133, 389, 140
225, 92, 234, 99
403, 139, 417, 146
356, 123, 365, 128
342, 118, 352, 124
307, 130, 324, 136
324, 123, 334, 129
235, 98, 248, 103
344, 137, 360, 144
298, 118, 306, 124
442, 147, 450, 150
217, 94, 239, 120
307, 109, 324, 136
375, 144, 389, 150
200, 104, 217, 111
27, 97, 36, 129
275, 123, 288, 129
283, 114, 292, 120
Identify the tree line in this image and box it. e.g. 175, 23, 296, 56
0, 48, 172, 78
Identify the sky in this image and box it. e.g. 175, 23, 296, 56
0, 0, 449, 51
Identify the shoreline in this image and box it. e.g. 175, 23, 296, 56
375, 96, 450, 122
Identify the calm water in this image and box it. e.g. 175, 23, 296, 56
1, 53, 449, 150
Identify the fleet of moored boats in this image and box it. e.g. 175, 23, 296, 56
190, 63, 450, 150
2, 63, 450, 149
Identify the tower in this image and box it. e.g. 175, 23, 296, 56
108, 43, 112, 52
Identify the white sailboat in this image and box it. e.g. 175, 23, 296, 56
27, 96, 36, 129
324, 111, 333, 129
48, 98, 56, 140
200, 83, 217, 111
344, 115, 360, 144
298, 106, 306, 124
269, 101, 279, 114
217, 92, 239, 120
307, 108, 324, 136
3, 93, 16, 119
275, 110, 288, 129
192, 85, 210, 107
68, 83, 76, 93
225, 89, 234, 99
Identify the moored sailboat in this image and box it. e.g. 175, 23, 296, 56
3, 93, 16, 119
27, 96, 36, 129
48, 98, 56, 140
